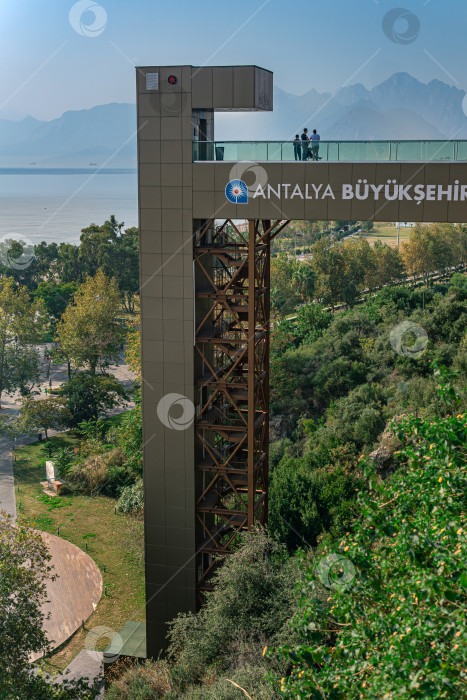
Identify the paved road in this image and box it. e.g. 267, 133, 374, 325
0, 437, 16, 517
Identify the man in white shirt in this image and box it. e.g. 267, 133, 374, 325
310, 129, 321, 161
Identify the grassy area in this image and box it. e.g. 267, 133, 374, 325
363, 222, 412, 248
13, 418, 145, 673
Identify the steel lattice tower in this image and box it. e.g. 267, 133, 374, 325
193, 218, 288, 597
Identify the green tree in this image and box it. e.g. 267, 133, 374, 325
55, 242, 84, 284
343, 237, 375, 292
373, 239, 404, 286
167, 532, 299, 693
311, 239, 360, 308
34, 281, 78, 322
400, 223, 457, 283
0, 278, 45, 409
294, 303, 332, 344
450, 271, 467, 290
56, 270, 124, 375
79, 217, 139, 313
0, 514, 52, 689
292, 263, 315, 301
271, 254, 301, 314
269, 453, 361, 550
60, 372, 128, 426
15, 396, 72, 440
125, 312, 141, 382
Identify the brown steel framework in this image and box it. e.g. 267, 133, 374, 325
193, 218, 289, 598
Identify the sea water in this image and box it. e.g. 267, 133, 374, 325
0, 168, 138, 245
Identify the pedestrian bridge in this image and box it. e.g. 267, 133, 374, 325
193, 140, 467, 162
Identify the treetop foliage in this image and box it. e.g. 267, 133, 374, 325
56, 269, 124, 375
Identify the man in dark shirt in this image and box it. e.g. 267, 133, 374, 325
301, 128, 310, 161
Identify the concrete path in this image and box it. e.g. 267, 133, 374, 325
34, 650, 104, 697
0, 437, 16, 517
0, 394, 22, 519
55, 649, 104, 696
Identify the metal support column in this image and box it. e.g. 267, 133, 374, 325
193, 218, 289, 599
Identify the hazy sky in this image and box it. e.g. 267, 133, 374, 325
1, 0, 466, 121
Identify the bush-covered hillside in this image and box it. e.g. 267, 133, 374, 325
108, 368, 466, 698
268, 278, 467, 550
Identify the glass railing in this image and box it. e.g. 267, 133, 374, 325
193, 140, 467, 162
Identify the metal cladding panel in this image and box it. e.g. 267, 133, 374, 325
255, 67, 273, 111
193, 162, 467, 222
192, 66, 272, 111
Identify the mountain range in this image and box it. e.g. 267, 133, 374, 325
1, 73, 466, 167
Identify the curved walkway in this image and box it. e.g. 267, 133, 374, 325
30, 532, 103, 662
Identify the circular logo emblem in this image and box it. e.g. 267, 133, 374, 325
168, 75, 177, 85
225, 179, 248, 204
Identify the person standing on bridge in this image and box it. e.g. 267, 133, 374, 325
293, 134, 301, 161
311, 129, 321, 160
301, 128, 310, 161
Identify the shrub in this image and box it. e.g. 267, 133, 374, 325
106, 660, 172, 699
68, 447, 125, 494
167, 531, 300, 692
53, 446, 75, 476
294, 303, 332, 344
450, 271, 467, 290
171, 666, 276, 699
269, 455, 362, 551
108, 400, 143, 480
117, 480, 144, 514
